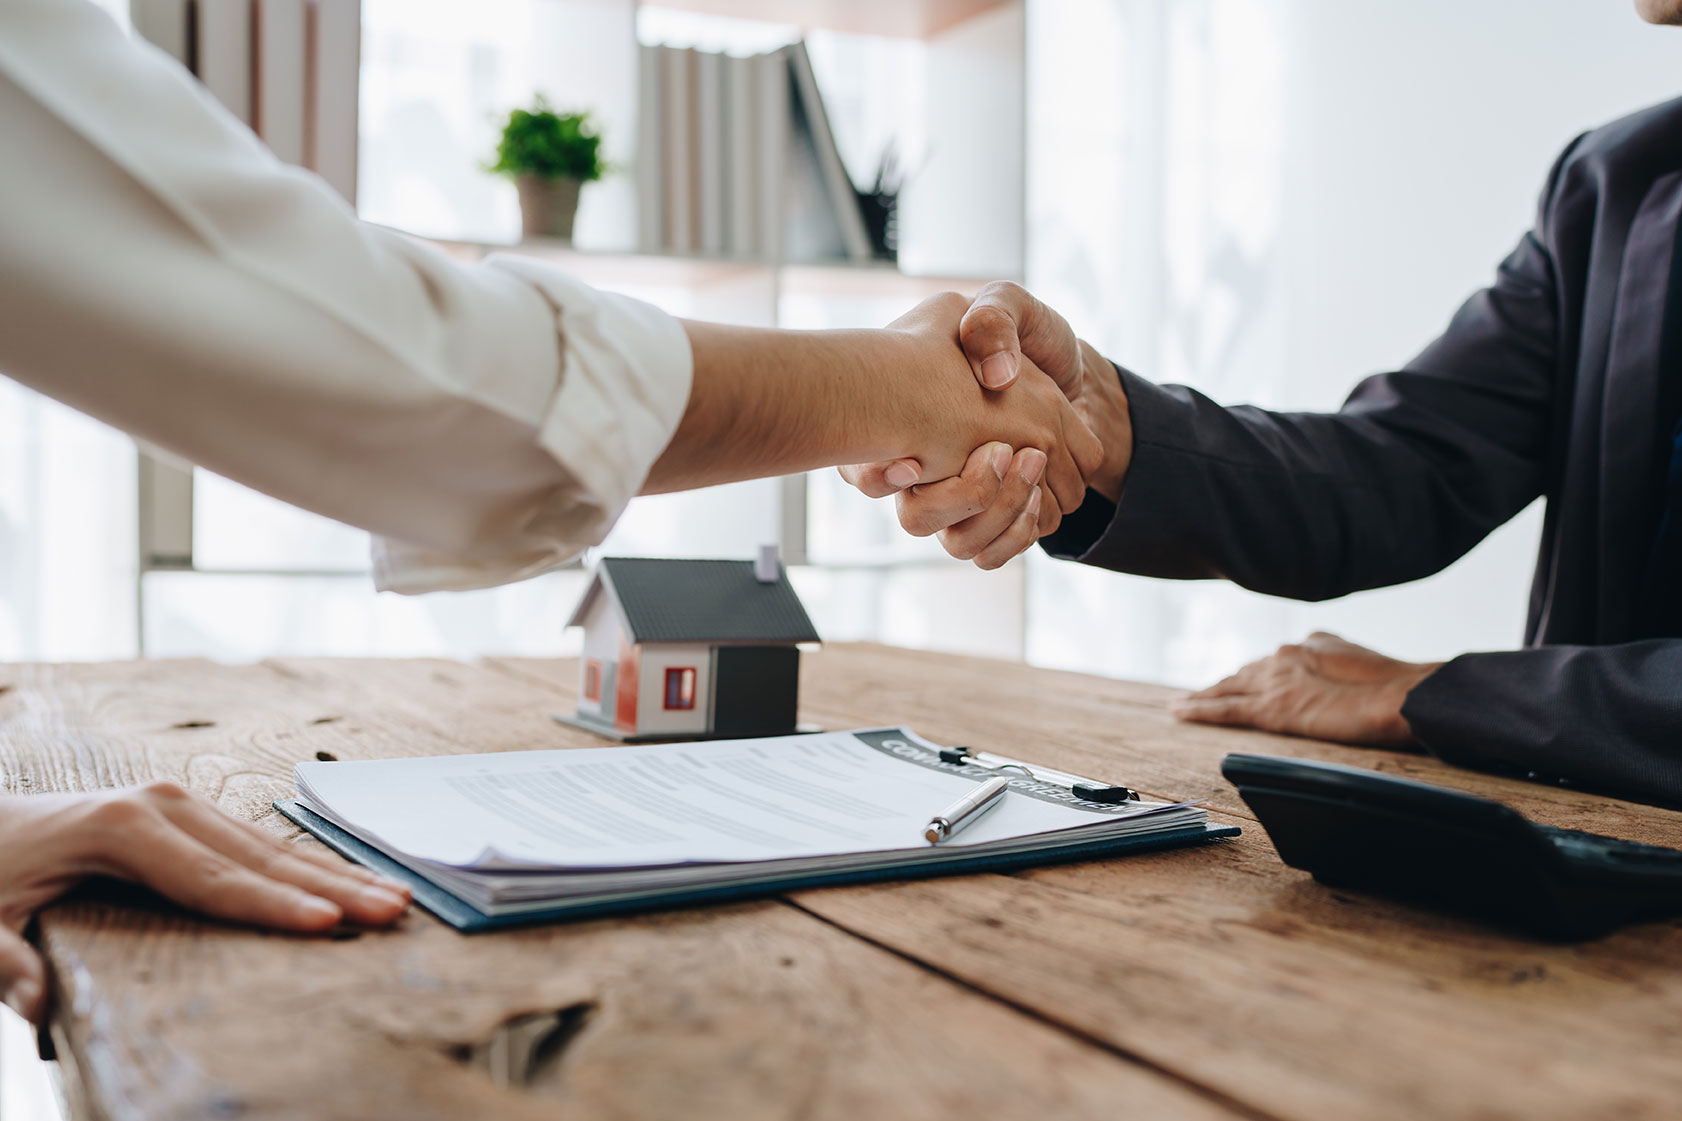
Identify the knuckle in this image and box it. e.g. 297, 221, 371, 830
929, 290, 967, 315
139, 780, 192, 804
963, 303, 1013, 334
87, 794, 154, 833
181, 856, 242, 903
976, 279, 1026, 303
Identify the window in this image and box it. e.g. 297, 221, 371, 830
583, 659, 601, 702
663, 666, 696, 711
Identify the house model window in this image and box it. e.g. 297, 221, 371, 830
664, 667, 697, 710
559, 555, 821, 743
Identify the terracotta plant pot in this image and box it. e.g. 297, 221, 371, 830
516, 175, 582, 241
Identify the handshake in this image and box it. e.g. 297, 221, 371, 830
838, 283, 1132, 569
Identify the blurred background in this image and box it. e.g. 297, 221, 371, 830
5, 0, 1681, 681
4, 0, 1682, 1113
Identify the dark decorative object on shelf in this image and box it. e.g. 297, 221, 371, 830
858, 145, 908, 263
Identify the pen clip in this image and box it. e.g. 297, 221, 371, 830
940, 746, 1139, 802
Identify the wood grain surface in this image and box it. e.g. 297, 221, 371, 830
3, 644, 1680, 1121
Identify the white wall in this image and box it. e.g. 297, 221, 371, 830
635, 642, 714, 736
1024, 0, 1682, 688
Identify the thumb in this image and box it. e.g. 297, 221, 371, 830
0, 923, 46, 1023
838, 458, 924, 498
959, 281, 1082, 399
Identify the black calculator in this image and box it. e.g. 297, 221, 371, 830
1221, 753, 1682, 940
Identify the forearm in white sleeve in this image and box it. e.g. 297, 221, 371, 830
0, 0, 691, 593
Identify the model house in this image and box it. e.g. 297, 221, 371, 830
561, 554, 821, 742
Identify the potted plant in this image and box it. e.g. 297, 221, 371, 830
489, 96, 604, 243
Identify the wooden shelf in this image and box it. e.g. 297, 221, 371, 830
422, 235, 1012, 299
428, 238, 768, 288
638, 0, 1014, 40
780, 262, 1015, 302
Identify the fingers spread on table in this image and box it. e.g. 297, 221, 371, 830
102, 810, 346, 931
1169, 694, 1259, 727
156, 793, 408, 925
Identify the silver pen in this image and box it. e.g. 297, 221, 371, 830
923, 776, 1011, 844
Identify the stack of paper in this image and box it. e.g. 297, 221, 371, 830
285, 728, 1227, 925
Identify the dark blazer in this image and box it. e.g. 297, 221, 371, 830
1044, 96, 1682, 805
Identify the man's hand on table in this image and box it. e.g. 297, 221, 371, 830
0, 784, 411, 1023
840, 282, 1132, 567
1171, 632, 1443, 747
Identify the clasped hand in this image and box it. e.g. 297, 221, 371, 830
845, 283, 1132, 568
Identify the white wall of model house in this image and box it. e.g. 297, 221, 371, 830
633, 642, 714, 737
577, 596, 622, 720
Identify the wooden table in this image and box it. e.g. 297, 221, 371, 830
5, 644, 1682, 1121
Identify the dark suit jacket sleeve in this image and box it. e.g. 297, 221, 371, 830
1403, 643, 1682, 804
1042, 143, 1577, 598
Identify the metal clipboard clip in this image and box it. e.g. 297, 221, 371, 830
936, 746, 1140, 804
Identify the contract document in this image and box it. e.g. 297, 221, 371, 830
280, 727, 1237, 928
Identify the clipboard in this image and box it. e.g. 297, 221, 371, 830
275, 797, 1240, 933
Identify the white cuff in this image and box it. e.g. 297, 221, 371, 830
371, 260, 693, 595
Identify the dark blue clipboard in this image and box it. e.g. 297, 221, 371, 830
274, 798, 1239, 933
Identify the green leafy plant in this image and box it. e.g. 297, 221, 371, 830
488, 96, 604, 182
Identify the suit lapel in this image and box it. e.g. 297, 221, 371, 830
1597, 169, 1682, 640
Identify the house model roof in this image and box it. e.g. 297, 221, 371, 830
567, 557, 821, 645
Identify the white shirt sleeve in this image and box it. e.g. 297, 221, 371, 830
0, 0, 693, 594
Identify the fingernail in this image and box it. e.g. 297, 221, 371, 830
298, 896, 341, 925
4, 978, 40, 1019
1017, 449, 1048, 485
1026, 488, 1043, 516
376, 877, 412, 899
359, 885, 408, 913
980, 352, 1018, 389
884, 461, 920, 490
987, 444, 1012, 479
